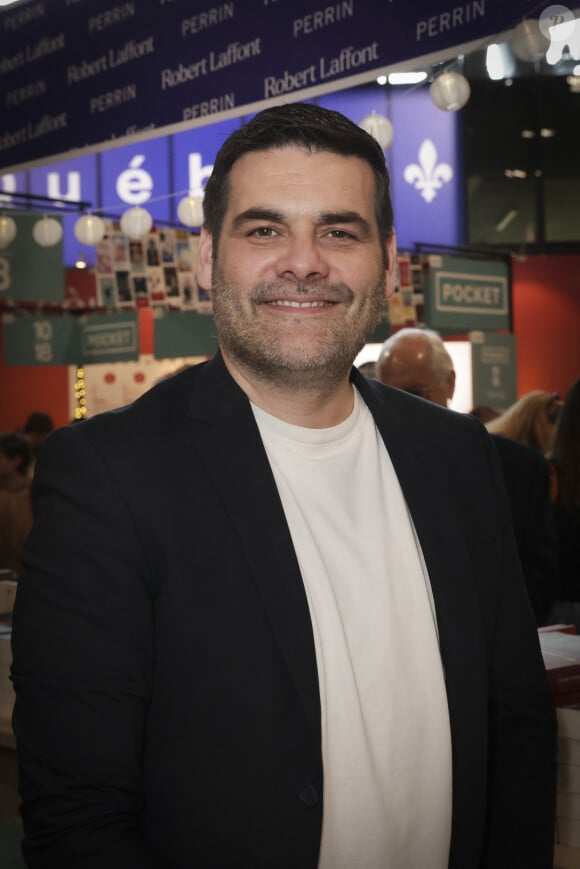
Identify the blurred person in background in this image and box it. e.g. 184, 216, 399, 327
469, 405, 500, 425
546, 378, 580, 627
376, 328, 559, 626
486, 391, 562, 456
21, 412, 54, 473
0, 432, 33, 573
376, 327, 455, 406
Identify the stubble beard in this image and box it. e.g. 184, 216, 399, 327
211, 263, 385, 393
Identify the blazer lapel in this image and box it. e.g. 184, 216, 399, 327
186, 354, 321, 737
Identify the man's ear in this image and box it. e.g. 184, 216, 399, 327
447, 369, 456, 401
197, 227, 214, 290
385, 232, 397, 300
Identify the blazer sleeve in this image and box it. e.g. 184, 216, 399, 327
11, 426, 161, 868
480, 433, 557, 868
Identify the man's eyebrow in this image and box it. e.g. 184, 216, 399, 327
317, 210, 371, 232
232, 208, 373, 234
232, 208, 284, 230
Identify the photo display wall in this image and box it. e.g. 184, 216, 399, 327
94, 224, 211, 314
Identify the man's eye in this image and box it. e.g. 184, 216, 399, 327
249, 227, 277, 238
326, 229, 355, 240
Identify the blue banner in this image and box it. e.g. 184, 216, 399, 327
0, 0, 540, 172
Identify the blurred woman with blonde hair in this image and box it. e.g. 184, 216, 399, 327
487, 390, 563, 455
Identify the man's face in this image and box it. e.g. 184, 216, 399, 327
198, 146, 396, 390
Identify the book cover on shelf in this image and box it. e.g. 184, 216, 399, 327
539, 632, 580, 706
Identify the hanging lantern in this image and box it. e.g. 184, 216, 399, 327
74, 213, 105, 245
33, 216, 63, 247
510, 19, 550, 63
430, 71, 471, 111
0, 215, 17, 249
359, 112, 394, 149
177, 195, 205, 227
120, 206, 153, 239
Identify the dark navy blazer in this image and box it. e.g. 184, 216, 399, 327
12, 353, 556, 868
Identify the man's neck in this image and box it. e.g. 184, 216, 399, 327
222, 353, 355, 429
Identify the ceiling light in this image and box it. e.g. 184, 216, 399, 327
33, 216, 63, 247
495, 209, 518, 232
430, 71, 471, 111
540, 127, 556, 137
359, 112, 394, 149
505, 169, 528, 179
485, 43, 515, 80
521, 129, 536, 138
376, 75, 387, 85
0, 215, 17, 248
388, 71, 427, 85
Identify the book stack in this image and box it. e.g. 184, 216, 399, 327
556, 706, 580, 848
539, 629, 580, 708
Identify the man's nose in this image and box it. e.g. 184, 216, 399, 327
274, 233, 330, 283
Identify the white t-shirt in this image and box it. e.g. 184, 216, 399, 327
252, 387, 452, 869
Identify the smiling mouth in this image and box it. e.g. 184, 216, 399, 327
266, 300, 334, 308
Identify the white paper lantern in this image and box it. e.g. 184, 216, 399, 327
430, 71, 471, 111
177, 195, 205, 227
74, 213, 105, 245
359, 112, 394, 149
33, 216, 63, 247
0, 215, 17, 249
120, 206, 153, 239
511, 19, 550, 63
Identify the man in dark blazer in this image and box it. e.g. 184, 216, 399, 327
12, 104, 556, 868
377, 327, 559, 625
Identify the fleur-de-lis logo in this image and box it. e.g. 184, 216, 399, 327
404, 140, 453, 203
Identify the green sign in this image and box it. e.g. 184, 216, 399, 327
425, 255, 510, 331
2, 311, 139, 365
80, 313, 139, 362
154, 311, 218, 359
2, 314, 77, 366
470, 331, 517, 412
0, 211, 64, 302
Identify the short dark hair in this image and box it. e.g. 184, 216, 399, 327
0, 431, 33, 476
23, 412, 53, 436
203, 102, 394, 254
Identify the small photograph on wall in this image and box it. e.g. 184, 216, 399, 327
116, 269, 133, 305
146, 236, 161, 267
98, 275, 117, 308
159, 230, 176, 264
164, 265, 180, 300
147, 267, 166, 304
179, 273, 196, 308
132, 275, 149, 307
129, 240, 146, 274
112, 234, 129, 266
96, 239, 113, 274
